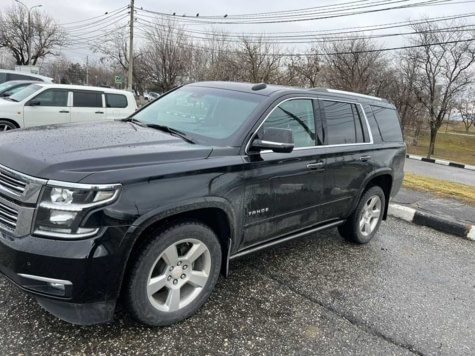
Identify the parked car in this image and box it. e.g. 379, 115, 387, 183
0, 69, 53, 84
144, 91, 160, 101
0, 83, 138, 130
0, 80, 37, 98
0, 81, 405, 326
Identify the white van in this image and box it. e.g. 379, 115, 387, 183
0, 83, 137, 130
0, 69, 53, 84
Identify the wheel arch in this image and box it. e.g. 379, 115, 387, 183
0, 118, 20, 129
122, 198, 236, 290
353, 169, 393, 220
363, 170, 393, 220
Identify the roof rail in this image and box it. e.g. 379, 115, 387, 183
308, 87, 388, 103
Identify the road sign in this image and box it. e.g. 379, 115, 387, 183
114, 75, 122, 84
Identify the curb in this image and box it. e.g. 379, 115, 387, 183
406, 154, 475, 171
388, 203, 475, 241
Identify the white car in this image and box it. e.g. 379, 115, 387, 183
0, 83, 137, 131
0, 69, 53, 84
144, 91, 160, 101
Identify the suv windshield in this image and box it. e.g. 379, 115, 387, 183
132, 86, 263, 145
10, 84, 42, 102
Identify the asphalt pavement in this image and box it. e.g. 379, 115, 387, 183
404, 158, 475, 186
1, 217, 474, 356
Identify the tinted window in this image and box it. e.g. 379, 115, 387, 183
323, 101, 365, 145
263, 99, 316, 147
73, 91, 102, 108
7, 73, 32, 81
0, 73, 6, 83
371, 106, 403, 142
31, 89, 68, 106
106, 94, 127, 108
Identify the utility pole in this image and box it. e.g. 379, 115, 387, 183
86, 55, 89, 85
127, 0, 134, 92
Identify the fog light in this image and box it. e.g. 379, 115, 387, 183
48, 282, 66, 291
50, 210, 77, 225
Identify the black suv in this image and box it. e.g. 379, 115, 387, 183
0, 82, 405, 326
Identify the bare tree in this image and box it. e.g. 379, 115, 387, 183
0, 48, 15, 69
92, 27, 147, 93
322, 37, 387, 94
286, 48, 322, 87
188, 31, 240, 82
142, 19, 191, 92
382, 55, 425, 132
236, 36, 282, 83
454, 98, 475, 133
408, 20, 475, 157
0, 4, 66, 65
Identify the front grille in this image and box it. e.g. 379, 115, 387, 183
0, 169, 27, 196
0, 200, 18, 231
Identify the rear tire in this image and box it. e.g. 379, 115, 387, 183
338, 186, 385, 244
125, 221, 221, 326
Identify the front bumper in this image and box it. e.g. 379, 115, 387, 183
0, 225, 130, 325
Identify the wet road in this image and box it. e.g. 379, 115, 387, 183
1, 217, 474, 355
405, 158, 475, 186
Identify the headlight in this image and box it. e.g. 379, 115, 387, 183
34, 181, 121, 239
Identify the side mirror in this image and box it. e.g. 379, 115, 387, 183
251, 127, 294, 153
29, 100, 41, 106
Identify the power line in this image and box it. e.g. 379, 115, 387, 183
139, 0, 472, 25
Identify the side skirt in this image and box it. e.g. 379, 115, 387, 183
229, 220, 345, 261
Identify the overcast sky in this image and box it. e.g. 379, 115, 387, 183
2, 0, 474, 62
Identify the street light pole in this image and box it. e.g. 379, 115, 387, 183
127, 0, 134, 92
14, 0, 42, 67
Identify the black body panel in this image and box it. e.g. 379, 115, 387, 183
0, 81, 405, 324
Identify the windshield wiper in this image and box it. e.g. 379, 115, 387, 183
145, 123, 196, 144
3, 97, 18, 102
122, 118, 146, 127
122, 118, 196, 144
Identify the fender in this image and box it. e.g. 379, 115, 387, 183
348, 168, 394, 220
127, 196, 237, 238
109, 196, 238, 299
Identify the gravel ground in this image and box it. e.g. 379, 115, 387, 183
1, 217, 474, 356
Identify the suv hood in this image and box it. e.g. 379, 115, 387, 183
0, 121, 213, 182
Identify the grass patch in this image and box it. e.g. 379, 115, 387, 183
403, 172, 475, 206
406, 130, 475, 165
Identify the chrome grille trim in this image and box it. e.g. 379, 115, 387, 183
0, 171, 27, 194
0, 200, 18, 231
0, 195, 36, 237
0, 164, 46, 204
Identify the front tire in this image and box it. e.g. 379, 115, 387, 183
0, 120, 17, 132
338, 186, 385, 244
125, 222, 222, 326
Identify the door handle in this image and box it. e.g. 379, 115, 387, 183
307, 161, 325, 170
95, 111, 104, 114
59, 110, 69, 113
360, 155, 372, 162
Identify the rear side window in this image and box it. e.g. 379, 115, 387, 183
106, 94, 128, 108
73, 91, 103, 108
322, 101, 366, 145
371, 106, 403, 142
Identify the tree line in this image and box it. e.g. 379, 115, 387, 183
1, 3, 475, 157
